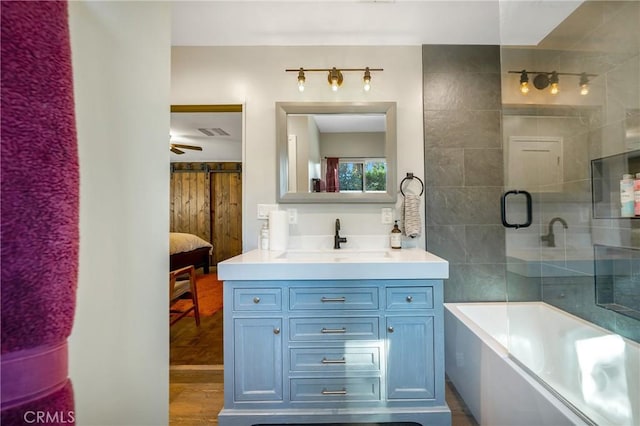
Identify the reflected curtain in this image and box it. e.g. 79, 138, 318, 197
325, 157, 339, 193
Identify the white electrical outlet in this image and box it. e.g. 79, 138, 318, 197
257, 204, 278, 219
381, 208, 393, 224
287, 208, 298, 224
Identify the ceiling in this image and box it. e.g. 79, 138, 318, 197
169, 0, 585, 162
170, 112, 242, 162
171, 1, 583, 47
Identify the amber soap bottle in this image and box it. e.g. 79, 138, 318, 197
390, 220, 402, 249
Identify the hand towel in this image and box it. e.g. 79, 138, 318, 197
1, 0, 79, 420
403, 194, 422, 238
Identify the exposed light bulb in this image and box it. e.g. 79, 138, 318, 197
580, 84, 589, 96
519, 70, 529, 94
549, 72, 559, 95
328, 68, 343, 92
363, 67, 371, 92
579, 73, 589, 95
297, 68, 305, 92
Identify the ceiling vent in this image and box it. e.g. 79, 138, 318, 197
198, 127, 230, 137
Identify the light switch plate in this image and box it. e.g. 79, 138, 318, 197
381, 208, 393, 224
257, 204, 278, 219
287, 208, 298, 224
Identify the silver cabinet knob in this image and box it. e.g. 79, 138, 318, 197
388, 326, 394, 333
253, 297, 260, 304
406, 295, 413, 302
273, 328, 280, 335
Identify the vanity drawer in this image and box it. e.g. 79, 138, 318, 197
290, 287, 379, 310
290, 378, 380, 402
233, 288, 282, 311
386, 286, 433, 310
290, 317, 379, 341
290, 347, 380, 373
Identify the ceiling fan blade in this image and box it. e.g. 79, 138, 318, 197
170, 147, 185, 154
171, 143, 203, 151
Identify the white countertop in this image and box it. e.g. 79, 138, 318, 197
218, 248, 449, 281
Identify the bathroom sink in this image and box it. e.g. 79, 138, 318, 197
277, 249, 391, 261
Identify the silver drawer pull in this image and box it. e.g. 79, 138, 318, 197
253, 297, 261, 304
406, 295, 413, 302
388, 326, 394, 333
321, 388, 347, 396
273, 328, 280, 335
321, 297, 346, 303
321, 327, 346, 334
321, 357, 346, 364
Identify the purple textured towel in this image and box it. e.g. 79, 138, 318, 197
1, 0, 78, 421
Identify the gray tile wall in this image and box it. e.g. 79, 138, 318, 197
422, 45, 507, 302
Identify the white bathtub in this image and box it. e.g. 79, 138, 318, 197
444, 302, 639, 426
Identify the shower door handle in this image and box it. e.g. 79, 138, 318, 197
501, 190, 532, 229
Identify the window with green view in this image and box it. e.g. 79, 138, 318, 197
338, 159, 386, 192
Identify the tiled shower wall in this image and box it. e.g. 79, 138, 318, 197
422, 45, 507, 302
422, 2, 639, 342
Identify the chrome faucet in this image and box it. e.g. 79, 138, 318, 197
334, 219, 347, 249
541, 217, 568, 247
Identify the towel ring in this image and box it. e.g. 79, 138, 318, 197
400, 173, 424, 197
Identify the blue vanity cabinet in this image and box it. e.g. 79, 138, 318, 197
224, 286, 284, 405
233, 317, 283, 401
220, 279, 451, 426
385, 286, 437, 400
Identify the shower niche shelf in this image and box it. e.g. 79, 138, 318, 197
594, 244, 640, 320
591, 150, 640, 219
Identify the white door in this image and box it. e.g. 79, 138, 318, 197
507, 136, 563, 191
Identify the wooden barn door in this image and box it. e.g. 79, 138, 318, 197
169, 170, 211, 243
211, 165, 242, 264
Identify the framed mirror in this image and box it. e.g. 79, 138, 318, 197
276, 101, 397, 203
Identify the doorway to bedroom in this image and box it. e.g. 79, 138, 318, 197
169, 104, 243, 367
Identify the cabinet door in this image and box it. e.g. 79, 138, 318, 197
234, 317, 283, 401
386, 316, 435, 400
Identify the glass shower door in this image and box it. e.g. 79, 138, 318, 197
499, 1, 640, 424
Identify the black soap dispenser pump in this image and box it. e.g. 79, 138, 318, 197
390, 220, 402, 249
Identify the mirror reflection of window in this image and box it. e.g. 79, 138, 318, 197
338, 158, 386, 193
276, 102, 397, 203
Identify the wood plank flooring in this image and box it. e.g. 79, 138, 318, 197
171, 310, 224, 365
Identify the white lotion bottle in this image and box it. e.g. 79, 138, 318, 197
259, 222, 269, 250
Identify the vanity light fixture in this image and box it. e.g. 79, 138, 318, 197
328, 67, 343, 91
579, 72, 590, 96
519, 70, 530, 94
508, 70, 597, 96
549, 71, 559, 95
297, 68, 306, 92
363, 67, 372, 92
286, 67, 383, 92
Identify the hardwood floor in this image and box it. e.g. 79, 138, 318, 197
171, 309, 224, 365
170, 367, 224, 426
169, 306, 477, 425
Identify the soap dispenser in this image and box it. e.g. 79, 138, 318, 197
390, 220, 402, 249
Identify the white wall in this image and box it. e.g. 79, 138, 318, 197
68, 2, 170, 425
171, 46, 425, 249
